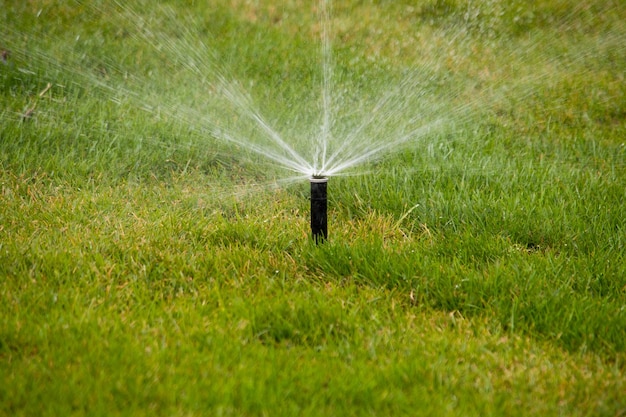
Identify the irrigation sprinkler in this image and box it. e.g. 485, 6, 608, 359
310, 176, 328, 244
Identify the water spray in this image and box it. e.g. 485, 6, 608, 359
310, 176, 328, 244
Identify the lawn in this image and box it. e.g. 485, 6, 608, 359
1, 0, 625, 415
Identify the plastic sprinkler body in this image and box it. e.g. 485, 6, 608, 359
310, 177, 328, 244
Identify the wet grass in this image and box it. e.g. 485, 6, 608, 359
2, 0, 626, 415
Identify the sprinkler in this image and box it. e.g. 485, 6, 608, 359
310, 176, 328, 244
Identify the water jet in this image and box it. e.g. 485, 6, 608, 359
310, 176, 328, 244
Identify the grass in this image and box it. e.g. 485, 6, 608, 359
1, 0, 626, 415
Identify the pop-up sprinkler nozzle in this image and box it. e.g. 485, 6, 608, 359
310, 176, 328, 244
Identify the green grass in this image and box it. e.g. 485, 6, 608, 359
1, 0, 626, 415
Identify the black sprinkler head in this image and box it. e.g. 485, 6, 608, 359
310, 177, 328, 244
